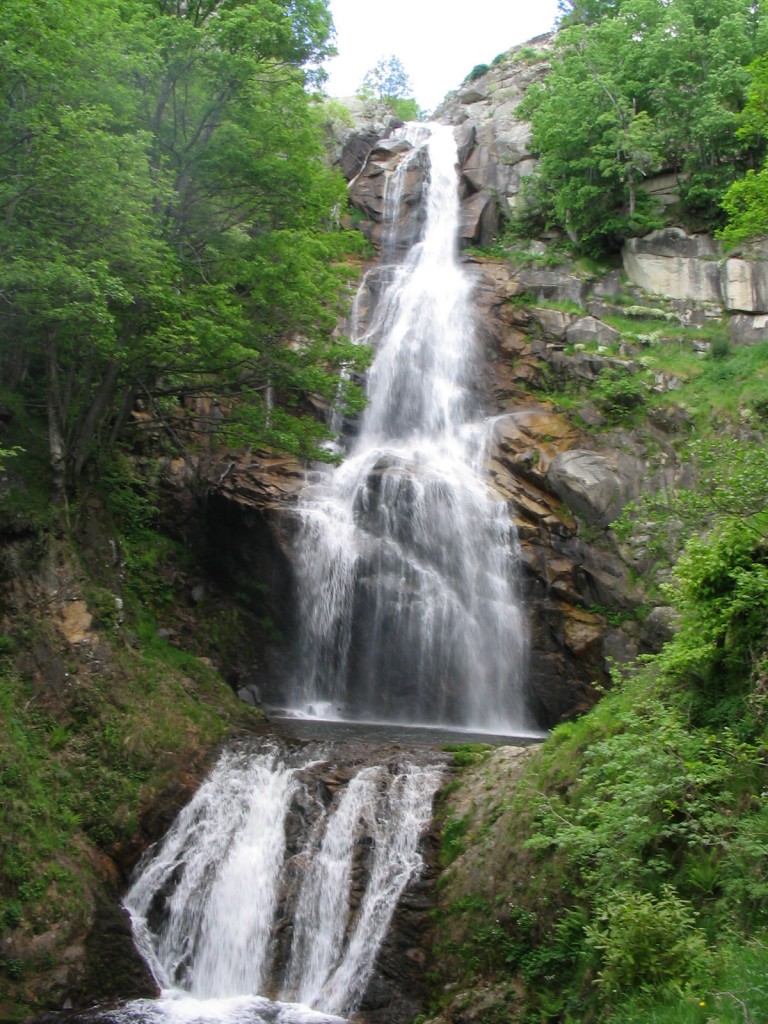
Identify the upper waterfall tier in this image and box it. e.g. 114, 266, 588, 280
283, 124, 533, 735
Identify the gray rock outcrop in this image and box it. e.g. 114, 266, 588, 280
438, 37, 554, 216
335, 39, 554, 251
547, 450, 633, 527
622, 227, 768, 324
721, 255, 768, 313
622, 228, 722, 305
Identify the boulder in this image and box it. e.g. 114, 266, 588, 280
459, 192, 498, 247
566, 316, 621, 347
492, 407, 580, 478
638, 171, 684, 208
529, 307, 571, 340
348, 141, 429, 254
626, 227, 719, 260
458, 83, 489, 104
452, 120, 477, 165
517, 268, 588, 305
462, 143, 500, 193
642, 605, 680, 648
340, 129, 380, 180
730, 313, 768, 345
547, 449, 628, 527
721, 258, 768, 313
348, 138, 416, 221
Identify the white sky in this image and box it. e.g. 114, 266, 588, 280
323, 0, 561, 112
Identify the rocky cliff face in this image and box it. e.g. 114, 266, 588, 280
191, 40, 768, 729
622, 228, 768, 344
336, 37, 554, 251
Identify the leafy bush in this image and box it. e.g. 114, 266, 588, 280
658, 521, 768, 729
709, 336, 730, 360
441, 814, 469, 865
526, 689, 754, 891
585, 886, 712, 999
592, 367, 646, 422
466, 63, 490, 81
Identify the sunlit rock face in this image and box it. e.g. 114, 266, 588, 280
436, 35, 555, 233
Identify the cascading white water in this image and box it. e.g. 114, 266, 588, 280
287, 123, 532, 734
121, 741, 442, 1024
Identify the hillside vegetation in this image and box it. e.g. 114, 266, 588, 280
431, 430, 768, 1022
428, 3, 768, 1020
513, 0, 768, 255
0, 0, 368, 1014
0, 0, 368, 508
1, 0, 768, 1021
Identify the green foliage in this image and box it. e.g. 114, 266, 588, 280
615, 437, 768, 559
720, 52, 768, 245
443, 743, 493, 768
429, 350, 768, 1024
592, 366, 647, 422
527, 687, 755, 892
585, 886, 712, 999
657, 523, 768, 728
388, 97, 420, 122
359, 55, 413, 101
358, 56, 420, 121
0, 633, 256, 1002
466, 64, 490, 82
440, 815, 469, 865
557, 0, 623, 25
0, 0, 364, 497
0, 447, 22, 471
520, 0, 766, 256
447, 900, 536, 980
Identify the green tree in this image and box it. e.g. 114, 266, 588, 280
0, 0, 170, 503
720, 53, 768, 245
0, 0, 365, 503
359, 55, 419, 120
520, 0, 766, 256
557, 0, 623, 25
360, 55, 413, 100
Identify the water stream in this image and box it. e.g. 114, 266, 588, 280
116, 739, 443, 1024
103, 123, 535, 1024
284, 123, 532, 734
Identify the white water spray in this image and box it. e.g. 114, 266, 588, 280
123, 742, 442, 1024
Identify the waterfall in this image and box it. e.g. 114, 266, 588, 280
120, 740, 443, 1024
286, 124, 532, 734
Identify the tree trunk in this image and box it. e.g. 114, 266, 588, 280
628, 167, 636, 218
46, 333, 68, 508
72, 358, 122, 478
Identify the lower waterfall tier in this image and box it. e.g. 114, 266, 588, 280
116, 737, 445, 1024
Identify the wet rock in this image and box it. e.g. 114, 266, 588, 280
452, 121, 477, 165
79, 899, 158, 1004
339, 131, 377, 179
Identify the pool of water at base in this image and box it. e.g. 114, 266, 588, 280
268, 713, 546, 749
